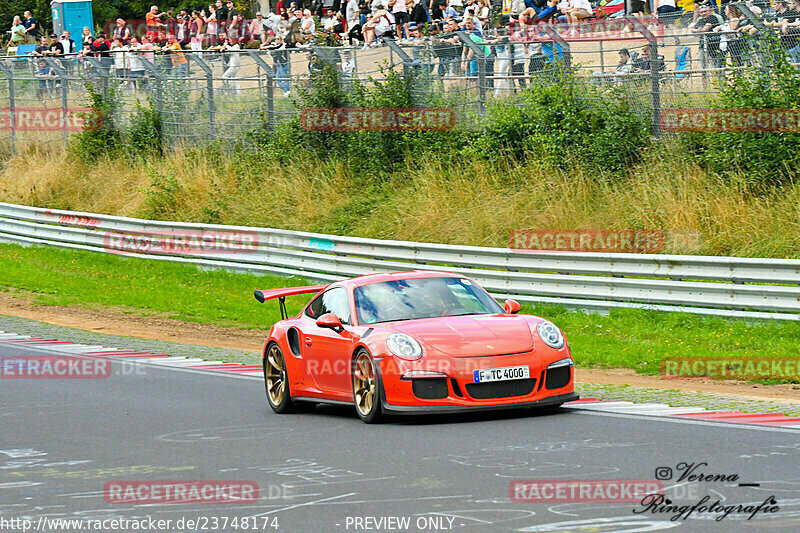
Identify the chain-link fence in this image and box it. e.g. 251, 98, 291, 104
0, 9, 796, 154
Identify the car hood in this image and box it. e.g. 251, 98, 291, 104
388, 315, 534, 357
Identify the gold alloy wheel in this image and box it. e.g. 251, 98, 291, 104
265, 344, 286, 406
353, 353, 376, 417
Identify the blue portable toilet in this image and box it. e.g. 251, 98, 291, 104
51, 0, 94, 41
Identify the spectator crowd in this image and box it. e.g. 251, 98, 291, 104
5, 0, 800, 99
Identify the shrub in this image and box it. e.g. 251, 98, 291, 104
253, 63, 475, 175
125, 100, 163, 160
478, 70, 650, 173
70, 83, 121, 163
683, 35, 800, 187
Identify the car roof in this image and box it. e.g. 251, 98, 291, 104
342, 270, 464, 288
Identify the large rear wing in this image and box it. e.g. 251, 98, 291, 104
254, 285, 327, 319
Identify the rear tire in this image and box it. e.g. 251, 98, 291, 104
264, 343, 294, 414
352, 350, 384, 424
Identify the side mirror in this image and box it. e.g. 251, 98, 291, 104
504, 299, 522, 314
316, 313, 344, 332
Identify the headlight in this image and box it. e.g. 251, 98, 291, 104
537, 321, 565, 349
386, 333, 423, 360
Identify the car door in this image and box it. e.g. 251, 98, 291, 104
302, 287, 358, 398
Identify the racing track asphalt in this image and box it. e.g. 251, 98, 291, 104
1, 341, 799, 533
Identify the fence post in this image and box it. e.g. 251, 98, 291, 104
83, 57, 114, 131
0, 62, 16, 155
385, 40, 413, 79
246, 51, 275, 130
734, 2, 770, 68
190, 54, 216, 140
629, 17, 661, 138
457, 31, 487, 116
43, 57, 69, 144
138, 58, 165, 115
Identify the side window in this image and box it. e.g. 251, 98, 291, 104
305, 287, 351, 325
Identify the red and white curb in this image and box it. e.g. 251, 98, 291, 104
2, 332, 799, 429
563, 398, 800, 429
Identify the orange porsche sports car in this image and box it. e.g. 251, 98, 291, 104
255, 271, 578, 423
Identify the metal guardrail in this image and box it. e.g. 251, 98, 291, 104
0, 201, 798, 321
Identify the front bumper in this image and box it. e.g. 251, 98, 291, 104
376, 351, 576, 413
381, 391, 580, 415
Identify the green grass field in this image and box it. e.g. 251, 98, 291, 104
2, 243, 799, 383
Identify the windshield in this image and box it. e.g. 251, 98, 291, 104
353, 277, 504, 325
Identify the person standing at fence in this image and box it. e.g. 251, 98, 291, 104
165, 33, 189, 78
217, 0, 229, 36
190, 11, 205, 50
390, 0, 410, 38
128, 37, 146, 88
113, 19, 132, 43
347, 0, 363, 42
111, 37, 130, 86
45, 33, 65, 78
82, 27, 94, 46
137, 35, 156, 84
410, 0, 429, 26
147, 6, 167, 42
59, 31, 76, 82
227, 1, 242, 39
461, 17, 493, 86
9, 16, 27, 50
35, 59, 57, 99
23, 11, 38, 44
779, 0, 800, 63
264, 34, 291, 97
491, 29, 510, 96
250, 12, 266, 43
174, 15, 186, 46
222, 36, 242, 94
691, 1, 724, 68
301, 9, 317, 39
205, 5, 219, 46
88, 32, 112, 75
33, 35, 50, 56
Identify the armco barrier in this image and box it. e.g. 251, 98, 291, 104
0, 202, 798, 321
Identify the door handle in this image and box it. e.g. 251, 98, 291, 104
304, 337, 312, 346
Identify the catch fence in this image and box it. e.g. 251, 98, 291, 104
0, 9, 795, 153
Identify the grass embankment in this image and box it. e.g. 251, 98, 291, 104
2, 244, 798, 382
2, 143, 800, 258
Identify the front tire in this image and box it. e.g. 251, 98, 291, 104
352, 350, 383, 424
264, 343, 294, 414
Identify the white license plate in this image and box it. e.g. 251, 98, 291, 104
473, 365, 530, 383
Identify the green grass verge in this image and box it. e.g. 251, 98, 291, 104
1, 243, 799, 383
0, 243, 307, 329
